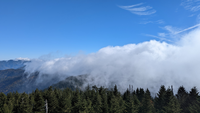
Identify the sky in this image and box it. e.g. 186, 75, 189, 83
1, 0, 200, 60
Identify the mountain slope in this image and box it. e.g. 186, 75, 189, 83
0, 68, 87, 94
0, 60, 29, 70
0, 69, 25, 93
51, 74, 88, 90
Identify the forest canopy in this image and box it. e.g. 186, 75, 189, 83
0, 85, 199, 113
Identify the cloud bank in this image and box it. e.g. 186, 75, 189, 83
25, 28, 200, 94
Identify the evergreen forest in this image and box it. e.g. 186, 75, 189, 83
0, 85, 200, 113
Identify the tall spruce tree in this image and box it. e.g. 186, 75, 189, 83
71, 88, 82, 113
33, 88, 45, 113
46, 86, 59, 113
93, 92, 102, 113
154, 85, 167, 113
188, 87, 200, 112
0, 92, 7, 112
176, 86, 189, 113
59, 91, 71, 113
140, 89, 154, 113
18, 92, 32, 113
164, 88, 181, 113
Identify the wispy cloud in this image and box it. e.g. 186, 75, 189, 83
140, 20, 165, 24
174, 23, 200, 34
119, 3, 156, 15
163, 23, 200, 35
146, 23, 200, 42
145, 34, 172, 42
181, 0, 200, 12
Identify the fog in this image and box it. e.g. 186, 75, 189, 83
25, 28, 200, 94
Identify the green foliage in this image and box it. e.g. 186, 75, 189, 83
176, 86, 189, 113
154, 85, 167, 112
1, 85, 200, 113
18, 92, 32, 113
46, 86, 59, 113
33, 88, 45, 113
140, 89, 154, 113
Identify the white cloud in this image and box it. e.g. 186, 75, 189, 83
145, 34, 171, 42
163, 26, 179, 34
158, 33, 166, 37
25, 28, 200, 94
119, 3, 156, 15
156, 20, 165, 24
174, 23, 200, 34
181, 0, 200, 12
140, 20, 164, 25
15, 57, 31, 61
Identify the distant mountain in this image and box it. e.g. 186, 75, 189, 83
51, 74, 88, 90
0, 60, 30, 70
0, 69, 26, 93
0, 68, 87, 94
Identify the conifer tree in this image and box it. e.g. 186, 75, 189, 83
164, 95, 181, 113
29, 93, 35, 112
109, 92, 121, 113
33, 88, 45, 112
18, 92, 32, 113
124, 96, 138, 113
136, 88, 145, 102
2, 103, 12, 113
154, 85, 167, 112
93, 92, 102, 113
13, 91, 21, 113
86, 97, 95, 113
140, 89, 154, 113
71, 88, 82, 113
0, 92, 7, 112
46, 86, 59, 113
101, 93, 108, 113
79, 98, 88, 113
187, 87, 200, 112
176, 86, 189, 113
113, 85, 120, 97
59, 91, 71, 113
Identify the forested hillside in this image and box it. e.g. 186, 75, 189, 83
0, 68, 87, 94
0, 60, 29, 70
0, 85, 199, 113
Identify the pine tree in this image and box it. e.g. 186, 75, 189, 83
109, 92, 121, 113
46, 86, 59, 113
59, 90, 71, 113
13, 91, 20, 113
101, 93, 108, 113
136, 88, 145, 102
2, 103, 12, 113
29, 93, 35, 112
0, 92, 7, 112
164, 95, 181, 113
71, 88, 82, 113
140, 89, 154, 113
187, 87, 200, 112
93, 92, 102, 113
33, 88, 45, 112
154, 85, 167, 112
18, 92, 32, 113
86, 97, 95, 113
176, 86, 189, 113
79, 98, 88, 113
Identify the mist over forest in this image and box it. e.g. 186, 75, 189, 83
22, 28, 200, 94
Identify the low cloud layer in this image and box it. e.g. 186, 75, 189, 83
25, 28, 200, 94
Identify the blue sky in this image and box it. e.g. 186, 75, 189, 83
1, 0, 200, 60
